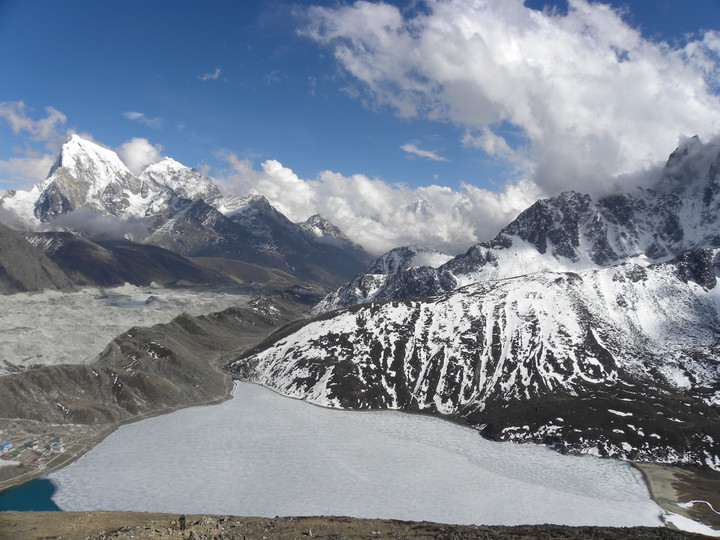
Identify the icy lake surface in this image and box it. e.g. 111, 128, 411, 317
49, 382, 663, 526
0, 284, 248, 375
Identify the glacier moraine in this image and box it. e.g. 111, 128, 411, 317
48, 381, 663, 527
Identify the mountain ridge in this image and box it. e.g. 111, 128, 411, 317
317, 137, 720, 312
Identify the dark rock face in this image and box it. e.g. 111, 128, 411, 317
26, 231, 233, 288
673, 249, 718, 289
0, 223, 73, 294
147, 196, 372, 286
230, 254, 720, 468
499, 191, 593, 260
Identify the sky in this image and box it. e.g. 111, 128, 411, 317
1, 0, 720, 254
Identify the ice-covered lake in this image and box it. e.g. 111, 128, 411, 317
0, 284, 248, 375
49, 382, 663, 526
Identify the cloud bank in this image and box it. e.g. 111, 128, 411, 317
219, 154, 540, 255
47, 208, 148, 241
301, 0, 720, 195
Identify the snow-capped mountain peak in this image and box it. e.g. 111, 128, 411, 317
48, 134, 133, 187
32, 135, 140, 221
139, 157, 220, 203
300, 214, 342, 238
140, 157, 187, 175
366, 245, 454, 275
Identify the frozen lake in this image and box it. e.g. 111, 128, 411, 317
49, 382, 663, 526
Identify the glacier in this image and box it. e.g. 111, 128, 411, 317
0, 284, 249, 375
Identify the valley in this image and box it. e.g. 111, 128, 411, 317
0, 288, 313, 493
0, 133, 719, 537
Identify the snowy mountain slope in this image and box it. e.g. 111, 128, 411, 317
318, 137, 720, 311
139, 158, 221, 205
229, 249, 720, 468
0, 135, 372, 286
314, 245, 454, 312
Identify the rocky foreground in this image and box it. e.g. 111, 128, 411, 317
0, 512, 713, 540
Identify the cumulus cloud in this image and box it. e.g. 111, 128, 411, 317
0, 152, 56, 187
123, 111, 164, 129
199, 68, 223, 81
0, 102, 69, 187
301, 0, 720, 195
116, 138, 164, 175
401, 142, 449, 162
218, 155, 540, 255
0, 101, 67, 142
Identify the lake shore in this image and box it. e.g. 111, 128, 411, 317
633, 462, 720, 532
0, 511, 710, 540
2, 397, 719, 534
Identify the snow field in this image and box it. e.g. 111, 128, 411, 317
49, 382, 663, 527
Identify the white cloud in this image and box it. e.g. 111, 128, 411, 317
199, 68, 223, 81
0, 101, 67, 142
302, 0, 720, 196
116, 138, 164, 175
218, 155, 539, 255
123, 111, 164, 129
47, 208, 148, 241
0, 152, 56, 187
401, 142, 449, 162
0, 102, 68, 187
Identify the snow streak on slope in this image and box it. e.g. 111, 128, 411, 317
231, 253, 720, 468
49, 382, 663, 528
0, 284, 248, 376
314, 245, 454, 312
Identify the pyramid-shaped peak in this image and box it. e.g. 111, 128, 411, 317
301, 214, 342, 236
51, 134, 131, 180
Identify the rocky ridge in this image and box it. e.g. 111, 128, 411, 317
317, 137, 720, 311
0, 512, 711, 540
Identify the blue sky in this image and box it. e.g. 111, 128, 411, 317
1, 0, 720, 253
1, 0, 473, 186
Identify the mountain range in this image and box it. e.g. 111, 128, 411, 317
229, 136, 720, 469
0, 134, 372, 288
1, 132, 719, 473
